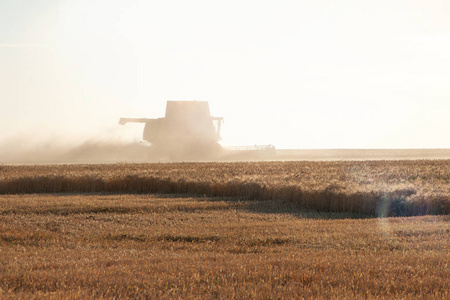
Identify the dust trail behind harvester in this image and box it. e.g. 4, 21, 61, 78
0, 101, 222, 164
0, 100, 278, 164
2, 137, 450, 164
0, 137, 158, 164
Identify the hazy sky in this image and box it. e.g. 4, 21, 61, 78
1, 0, 449, 149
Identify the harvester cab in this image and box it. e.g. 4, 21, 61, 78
119, 101, 223, 159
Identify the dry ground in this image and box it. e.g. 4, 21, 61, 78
0, 194, 449, 299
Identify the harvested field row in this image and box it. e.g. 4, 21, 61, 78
1, 161, 450, 217
0, 194, 449, 299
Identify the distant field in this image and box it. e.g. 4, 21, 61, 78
276, 149, 450, 161
0, 161, 449, 298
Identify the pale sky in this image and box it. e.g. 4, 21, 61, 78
1, 0, 449, 149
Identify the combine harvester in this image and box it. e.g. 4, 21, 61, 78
119, 101, 275, 161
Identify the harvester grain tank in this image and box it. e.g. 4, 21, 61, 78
119, 101, 223, 159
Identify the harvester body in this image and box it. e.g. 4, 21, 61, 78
119, 101, 223, 159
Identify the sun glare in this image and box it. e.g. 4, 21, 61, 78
1, 0, 449, 149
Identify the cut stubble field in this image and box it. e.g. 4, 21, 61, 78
0, 161, 449, 298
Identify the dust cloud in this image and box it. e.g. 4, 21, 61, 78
0, 136, 159, 164
0, 136, 268, 164
1, 127, 449, 164
2, 136, 450, 164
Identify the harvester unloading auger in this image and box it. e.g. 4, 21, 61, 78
119, 101, 224, 160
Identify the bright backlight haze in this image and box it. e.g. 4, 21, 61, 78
1, 0, 450, 149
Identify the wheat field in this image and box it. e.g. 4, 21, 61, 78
1, 160, 449, 216
0, 161, 449, 298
